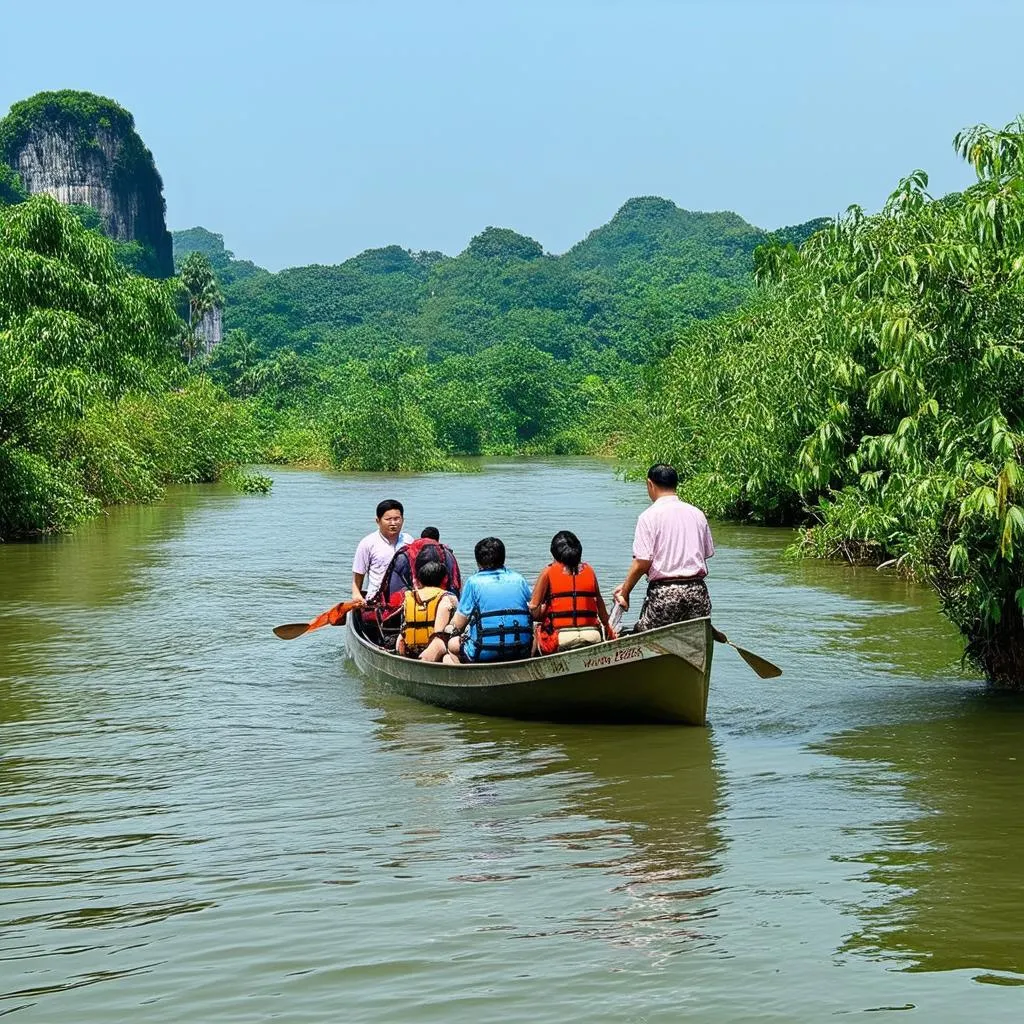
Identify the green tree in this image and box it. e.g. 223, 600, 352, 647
178, 251, 223, 364
0, 162, 27, 206
207, 328, 265, 396
0, 194, 255, 539
624, 117, 1024, 687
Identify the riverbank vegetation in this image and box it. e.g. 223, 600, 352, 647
0, 195, 260, 540
626, 119, 1024, 685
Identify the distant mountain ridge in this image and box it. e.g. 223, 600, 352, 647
171, 226, 265, 284
173, 197, 827, 279
566, 196, 763, 270
172, 197, 829, 363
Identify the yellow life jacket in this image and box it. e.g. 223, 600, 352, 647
402, 587, 445, 654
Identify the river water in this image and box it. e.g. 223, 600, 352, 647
1, 460, 1022, 1021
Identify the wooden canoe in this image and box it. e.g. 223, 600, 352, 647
344, 614, 714, 725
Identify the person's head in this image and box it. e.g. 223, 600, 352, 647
474, 536, 506, 571
416, 559, 447, 587
415, 546, 439, 575
550, 530, 582, 570
420, 526, 440, 541
646, 464, 678, 500
375, 499, 405, 539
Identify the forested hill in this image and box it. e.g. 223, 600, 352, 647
172, 198, 828, 364
565, 196, 768, 271
165, 199, 826, 475
170, 226, 265, 285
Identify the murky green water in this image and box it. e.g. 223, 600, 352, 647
2, 460, 1022, 1021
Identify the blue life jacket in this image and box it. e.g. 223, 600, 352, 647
463, 568, 532, 662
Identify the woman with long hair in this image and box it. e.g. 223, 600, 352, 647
529, 531, 615, 654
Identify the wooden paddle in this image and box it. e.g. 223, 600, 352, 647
712, 627, 782, 678
273, 599, 362, 640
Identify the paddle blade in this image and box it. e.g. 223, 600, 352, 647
711, 627, 782, 679
273, 622, 312, 640
733, 644, 783, 679
273, 599, 361, 640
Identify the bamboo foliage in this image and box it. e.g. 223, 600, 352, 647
626, 119, 1024, 685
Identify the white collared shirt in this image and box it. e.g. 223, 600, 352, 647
353, 530, 413, 597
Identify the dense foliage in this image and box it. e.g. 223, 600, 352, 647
0, 195, 259, 540
175, 199, 822, 471
0, 161, 27, 206
625, 119, 1024, 686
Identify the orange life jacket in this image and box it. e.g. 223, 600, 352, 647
538, 562, 600, 654
402, 586, 445, 654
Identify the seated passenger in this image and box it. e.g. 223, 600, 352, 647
380, 530, 462, 603
530, 530, 616, 654
396, 560, 458, 662
442, 537, 532, 664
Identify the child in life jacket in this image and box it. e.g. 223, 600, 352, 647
396, 559, 459, 661
529, 531, 617, 654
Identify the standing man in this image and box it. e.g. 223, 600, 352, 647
352, 499, 414, 605
613, 464, 715, 632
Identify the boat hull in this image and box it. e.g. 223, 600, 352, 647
344, 615, 713, 725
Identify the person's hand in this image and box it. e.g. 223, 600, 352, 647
352, 595, 367, 608
612, 586, 629, 612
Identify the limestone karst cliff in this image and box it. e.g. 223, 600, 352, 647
0, 90, 173, 277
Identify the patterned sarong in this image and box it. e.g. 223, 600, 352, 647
634, 579, 711, 633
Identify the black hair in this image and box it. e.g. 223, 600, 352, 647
474, 536, 505, 571
417, 559, 446, 587
420, 526, 440, 540
646, 464, 678, 490
550, 530, 582, 570
376, 499, 404, 519
415, 545, 441, 573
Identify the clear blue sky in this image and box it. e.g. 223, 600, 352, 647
2, 0, 1023, 270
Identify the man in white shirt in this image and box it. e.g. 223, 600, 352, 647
613, 464, 715, 632
351, 499, 414, 604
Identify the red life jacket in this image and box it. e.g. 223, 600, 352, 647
538, 562, 600, 655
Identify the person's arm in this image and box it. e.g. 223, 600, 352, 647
528, 572, 550, 622
613, 558, 652, 612
447, 609, 469, 633
614, 514, 654, 611
351, 538, 369, 605
593, 579, 614, 635
703, 516, 715, 560
434, 595, 457, 633
444, 579, 477, 637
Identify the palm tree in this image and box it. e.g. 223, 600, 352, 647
178, 252, 223, 364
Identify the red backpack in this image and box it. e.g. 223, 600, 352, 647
377, 540, 462, 607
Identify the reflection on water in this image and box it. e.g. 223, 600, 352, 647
367, 693, 725, 962
824, 689, 1024, 983
1, 460, 1022, 1021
